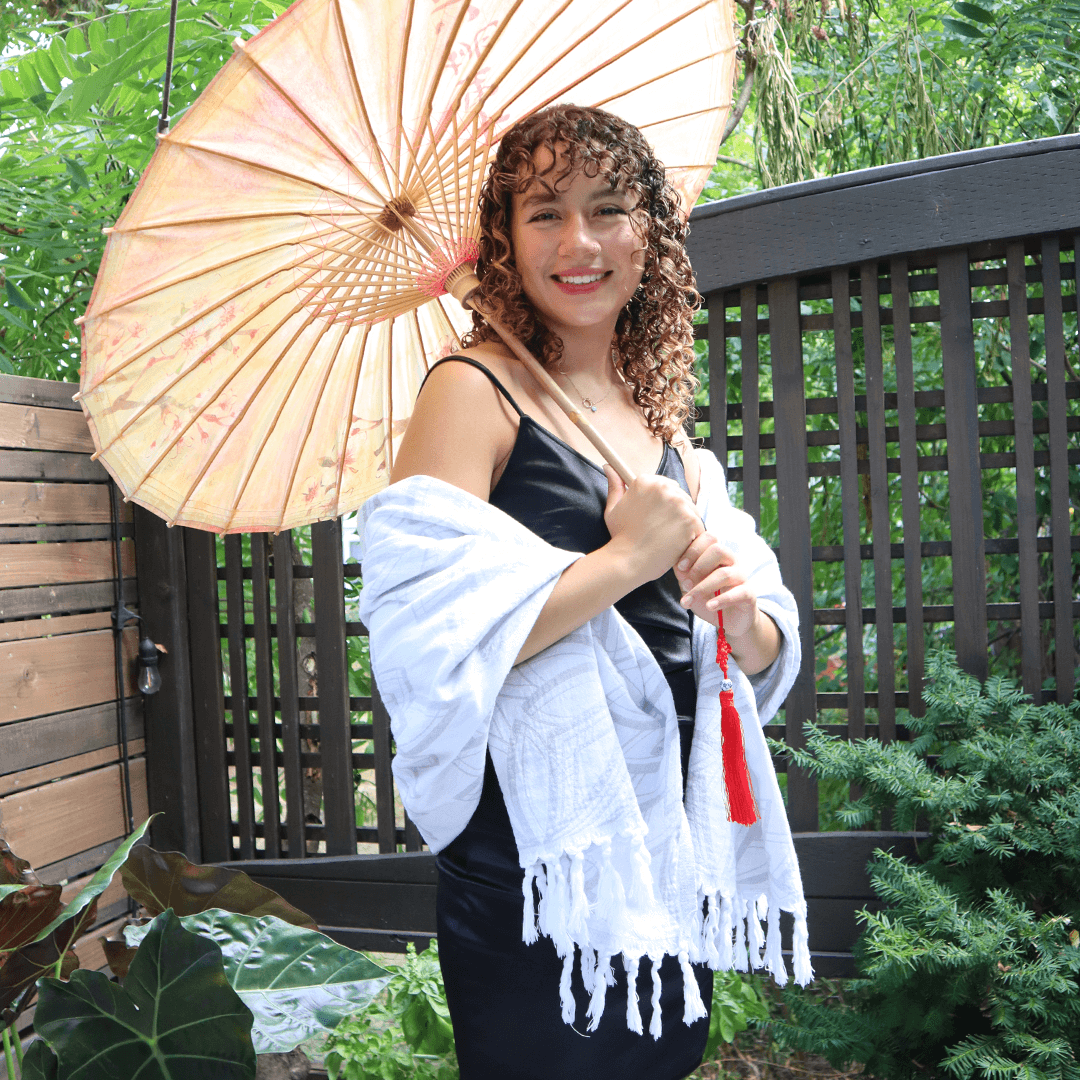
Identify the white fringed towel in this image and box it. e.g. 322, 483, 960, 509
359, 449, 813, 1036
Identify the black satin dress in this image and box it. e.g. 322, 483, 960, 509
425, 357, 711, 1080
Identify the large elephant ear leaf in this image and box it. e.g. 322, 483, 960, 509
120, 846, 317, 928
0, 883, 62, 953
1, 909, 87, 1019
35, 909, 256, 1080
19, 1039, 59, 1080
126, 911, 392, 1054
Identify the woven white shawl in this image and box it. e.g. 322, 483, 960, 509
358, 449, 812, 1038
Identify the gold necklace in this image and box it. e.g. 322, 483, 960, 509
561, 348, 621, 413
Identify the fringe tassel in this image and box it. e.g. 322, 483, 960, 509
793, 908, 814, 986
581, 946, 597, 994
762, 901, 789, 986
701, 892, 721, 968
648, 958, 663, 1040
535, 863, 550, 939
749, 895, 766, 963
624, 954, 643, 1035
679, 950, 708, 1025
560, 950, 575, 1024
733, 898, 750, 972
522, 862, 539, 945
717, 894, 734, 969
596, 840, 626, 916
546, 858, 573, 957
568, 851, 589, 942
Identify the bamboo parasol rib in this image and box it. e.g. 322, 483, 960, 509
79, 0, 737, 532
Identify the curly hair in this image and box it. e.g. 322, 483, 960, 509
461, 104, 700, 443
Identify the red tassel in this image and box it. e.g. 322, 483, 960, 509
716, 609, 758, 826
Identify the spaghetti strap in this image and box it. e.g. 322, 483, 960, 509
422, 355, 525, 417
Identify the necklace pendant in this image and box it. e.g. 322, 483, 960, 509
583, 399, 596, 412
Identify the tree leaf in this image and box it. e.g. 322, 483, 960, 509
20, 1039, 59, 1080
953, 2, 997, 25
4, 279, 34, 311
35, 909, 256, 1080
31, 818, 153, 949
125, 911, 392, 1054
62, 156, 91, 191
120, 846, 318, 929
941, 16, 985, 36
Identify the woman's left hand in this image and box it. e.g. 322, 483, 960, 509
674, 532, 757, 635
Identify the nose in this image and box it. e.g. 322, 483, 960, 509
557, 214, 600, 258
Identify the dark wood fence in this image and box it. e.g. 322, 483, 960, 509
0, 374, 146, 1049
135, 134, 1079, 976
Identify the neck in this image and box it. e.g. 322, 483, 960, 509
550, 318, 620, 381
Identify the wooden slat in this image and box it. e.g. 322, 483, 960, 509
225, 534, 256, 860
0, 698, 144, 777
831, 268, 865, 741
769, 277, 817, 831
73, 915, 128, 975
891, 257, 925, 716
0, 481, 111, 524
37, 836, 125, 887
739, 284, 761, 523
938, 249, 988, 681
1006, 242, 1042, 699
273, 531, 306, 859
0, 740, 146, 797
185, 528, 231, 864
0, 758, 148, 869
0, 450, 107, 483
0, 611, 112, 642
1041, 236, 1074, 702
0, 539, 135, 589
0, 627, 136, 725
861, 262, 895, 742
707, 290, 728, 466
0, 375, 81, 411
0, 524, 129, 543
312, 519, 355, 856
0, 576, 136, 620
0, 401, 95, 452
251, 534, 280, 857
372, 684, 396, 855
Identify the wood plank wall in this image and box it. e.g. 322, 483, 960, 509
0, 374, 149, 1050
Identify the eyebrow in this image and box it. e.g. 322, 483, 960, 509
517, 184, 629, 210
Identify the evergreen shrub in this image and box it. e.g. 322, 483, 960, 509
771, 651, 1080, 1080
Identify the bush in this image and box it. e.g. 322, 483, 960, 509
771, 651, 1080, 1080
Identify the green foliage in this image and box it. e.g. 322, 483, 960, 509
322, 942, 458, 1080
125, 910, 392, 1055
702, 969, 771, 1061
0, 0, 280, 380
34, 908, 257, 1079
771, 651, 1080, 1080
711, 0, 1080, 197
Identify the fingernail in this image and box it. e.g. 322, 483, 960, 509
680, 579, 692, 591
706, 598, 719, 610
677, 559, 689, 571
680, 594, 692, 607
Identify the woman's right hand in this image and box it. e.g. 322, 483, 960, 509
602, 465, 702, 586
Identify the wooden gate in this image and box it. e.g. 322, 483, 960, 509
134, 133, 1079, 976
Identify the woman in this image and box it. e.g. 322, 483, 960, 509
359, 105, 808, 1080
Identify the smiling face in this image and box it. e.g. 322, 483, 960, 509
509, 147, 647, 340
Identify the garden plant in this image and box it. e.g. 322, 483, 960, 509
0, 824, 391, 1079
770, 651, 1080, 1080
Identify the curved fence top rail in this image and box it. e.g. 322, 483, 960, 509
687, 133, 1080, 293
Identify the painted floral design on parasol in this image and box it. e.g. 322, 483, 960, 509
78, 0, 736, 533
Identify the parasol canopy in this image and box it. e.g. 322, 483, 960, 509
78, 0, 737, 532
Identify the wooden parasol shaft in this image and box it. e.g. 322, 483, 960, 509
447, 272, 637, 485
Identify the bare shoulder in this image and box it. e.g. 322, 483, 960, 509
389, 344, 519, 499
671, 427, 701, 502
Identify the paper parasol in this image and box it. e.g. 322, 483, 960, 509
78, 0, 737, 532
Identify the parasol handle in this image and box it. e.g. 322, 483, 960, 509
448, 273, 636, 485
